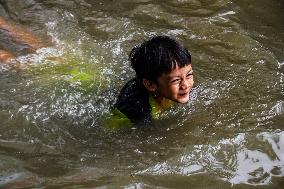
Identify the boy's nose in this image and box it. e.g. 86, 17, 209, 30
180, 79, 189, 90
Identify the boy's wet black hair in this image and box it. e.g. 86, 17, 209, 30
129, 36, 191, 82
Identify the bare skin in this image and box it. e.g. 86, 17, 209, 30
0, 49, 28, 71
0, 49, 15, 63
0, 16, 46, 68
0, 16, 44, 52
143, 64, 194, 110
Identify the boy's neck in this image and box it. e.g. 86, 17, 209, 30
151, 95, 173, 111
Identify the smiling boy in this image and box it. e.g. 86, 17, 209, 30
106, 36, 194, 128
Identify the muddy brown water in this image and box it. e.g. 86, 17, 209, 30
0, 0, 284, 188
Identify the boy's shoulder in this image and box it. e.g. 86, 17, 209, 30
116, 78, 144, 101
115, 78, 152, 125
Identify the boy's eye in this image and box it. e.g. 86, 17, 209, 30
186, 72, 193, 78
170, 79, 180, 84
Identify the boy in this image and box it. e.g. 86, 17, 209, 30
106, 36, 194, 128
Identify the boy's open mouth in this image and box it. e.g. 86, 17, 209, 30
178, 92, 188, 97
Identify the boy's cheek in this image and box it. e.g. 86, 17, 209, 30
191, 79, 194, 88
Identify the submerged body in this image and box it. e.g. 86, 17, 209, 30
104, 78, 169, 129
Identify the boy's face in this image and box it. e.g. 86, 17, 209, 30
155, 64, 194, 104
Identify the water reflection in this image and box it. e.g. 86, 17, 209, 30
138, 131, 284, 185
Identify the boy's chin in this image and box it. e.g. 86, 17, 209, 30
178, 99, 189, 104
175, 96, 189, 104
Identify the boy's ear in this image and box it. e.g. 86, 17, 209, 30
142, 78, 157, 92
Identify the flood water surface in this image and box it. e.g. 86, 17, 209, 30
0, 0, 284, 188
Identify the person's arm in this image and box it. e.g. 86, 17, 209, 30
0, 16, 44, 52
0, 49, 15, 63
